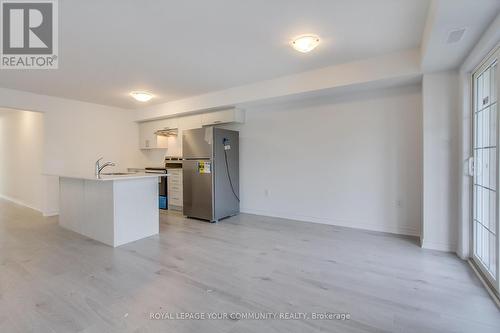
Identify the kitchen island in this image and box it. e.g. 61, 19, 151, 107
53, 173, 168, 247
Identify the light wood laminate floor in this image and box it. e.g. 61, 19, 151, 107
0, 199, 499, 332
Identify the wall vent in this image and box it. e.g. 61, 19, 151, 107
446, 28, 466, 44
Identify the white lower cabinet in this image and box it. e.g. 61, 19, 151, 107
167, 169, 183, 210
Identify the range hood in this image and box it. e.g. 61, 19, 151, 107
155, 127, 178, 137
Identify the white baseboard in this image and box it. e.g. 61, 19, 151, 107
0, 193, 59, 217
421, 239, 457, 252
0, 193, 42, 214
43, 210, 59, 217
240, 207, 420, 237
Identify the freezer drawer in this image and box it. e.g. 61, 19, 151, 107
182, 160, 213, 220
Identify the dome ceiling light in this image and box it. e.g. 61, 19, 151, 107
291, 34, 320, 53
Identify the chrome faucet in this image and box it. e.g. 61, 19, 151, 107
95, 157, 116, 178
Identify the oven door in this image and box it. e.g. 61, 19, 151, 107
145, 169, 167, 210
159, 176, 167, 197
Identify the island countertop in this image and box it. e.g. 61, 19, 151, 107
44, 172, 170, 181
56, 171, 168, 247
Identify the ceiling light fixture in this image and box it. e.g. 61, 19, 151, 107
291, 34, 320, 53
130, 91, 153, 102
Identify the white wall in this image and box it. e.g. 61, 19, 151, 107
422, 70, 460, 252
225, 85, 423, 236
0, 87, 147, 216
0, 110, 44, 211
42, 101, 146, 215
42, 100, 141, 176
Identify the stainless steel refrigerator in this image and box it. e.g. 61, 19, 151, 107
182, 127, 239, 222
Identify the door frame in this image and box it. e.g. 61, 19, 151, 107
470, 45, 500, 292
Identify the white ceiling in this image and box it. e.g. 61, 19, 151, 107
0, 0, 430, 108
421, 0, 500, 72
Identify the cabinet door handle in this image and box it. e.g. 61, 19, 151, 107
213, 120, 222, 124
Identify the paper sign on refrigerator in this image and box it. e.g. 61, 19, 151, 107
198, 161, 211, 174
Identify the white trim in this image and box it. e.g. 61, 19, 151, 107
0, 194, 42, 213
461, 14, 500, 73
457, 71, 473, 260
471, 45, 500, 74
470, 47, 500, 291
43, 210, 59, 217
421, 239, 457, 252
0, 193, 58, 217
468, 260, 500, 309
240, 208, 420, 237
459, 13, 500, 259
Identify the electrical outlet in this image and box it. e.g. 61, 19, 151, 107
264, 189, 270, 197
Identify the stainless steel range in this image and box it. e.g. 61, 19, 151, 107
145, 167, 168, 210
145, 157, 183, 211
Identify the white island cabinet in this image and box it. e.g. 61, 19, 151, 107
54, 173, 168, 247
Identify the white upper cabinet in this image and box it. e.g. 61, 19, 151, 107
139, 109, 245, 149
156, 118, 178, 130
139, 121, 168, 149
177, 114, 202, 130
200, 109, 245, 126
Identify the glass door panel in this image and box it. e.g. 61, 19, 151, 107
473, 49, 499, 290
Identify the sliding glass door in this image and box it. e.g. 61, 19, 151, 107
472, 47, 499, 292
